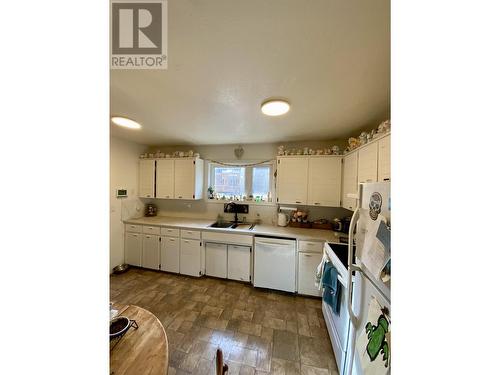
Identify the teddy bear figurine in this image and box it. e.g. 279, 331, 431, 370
377, 120, 391, 134
348, 137, 360, 151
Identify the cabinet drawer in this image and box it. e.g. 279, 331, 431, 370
160, 227, 180, 237
181, 229, 201, 240
143, 225, 161, 235
125, 224, 142, 233
298, 240, 323, 253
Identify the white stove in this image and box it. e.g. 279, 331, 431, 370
322, 242, 354, 375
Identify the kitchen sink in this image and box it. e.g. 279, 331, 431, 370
209, 222, 236, 228
232, 223, 255, 230
208, 222, 255, 230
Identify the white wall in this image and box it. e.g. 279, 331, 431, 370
144, 140, 352, 224
110, 137, 147, 273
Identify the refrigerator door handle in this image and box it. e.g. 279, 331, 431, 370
347, 207, 360, 328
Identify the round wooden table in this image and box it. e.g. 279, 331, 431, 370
110, 304, 168, 375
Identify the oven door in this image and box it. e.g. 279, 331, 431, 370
323, 271, 350, 352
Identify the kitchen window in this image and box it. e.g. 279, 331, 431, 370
208, 162, 274, 203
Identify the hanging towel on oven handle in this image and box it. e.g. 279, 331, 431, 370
315, 252, 328, 290
322, 262, 341, 315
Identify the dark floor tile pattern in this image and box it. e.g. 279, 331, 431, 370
110, 268, 339, 375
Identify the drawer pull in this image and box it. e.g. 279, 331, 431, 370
295, 201, 302, 204
178, 196, 182, 198
314, 203, 320, 205
383, 178, 390, 181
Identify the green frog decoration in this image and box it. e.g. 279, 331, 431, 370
364, 307, 390, 368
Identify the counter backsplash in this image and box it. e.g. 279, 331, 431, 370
143, 198, 352, 226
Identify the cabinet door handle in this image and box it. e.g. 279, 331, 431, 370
304, 254, 312, 257
383, 178, 390, 181
295, 201, 302, 204
133, 234, 138, 237
165, 195, 170, 198
146, 235, 151, 238
314, 203, 320, 205
178, 196, 183, 199
170, 238, 175, 242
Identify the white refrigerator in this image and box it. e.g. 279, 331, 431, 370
346, 182, 391, 375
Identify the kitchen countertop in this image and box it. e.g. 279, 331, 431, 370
123, 216, 346, 243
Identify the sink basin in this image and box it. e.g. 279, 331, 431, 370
233, 223, 255, 230
209, 222, 236, 228
208, 222, 255, 230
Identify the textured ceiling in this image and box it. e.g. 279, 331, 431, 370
110, 0, 390, 145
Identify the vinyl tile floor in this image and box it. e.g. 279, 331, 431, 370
110, 268, 339, 375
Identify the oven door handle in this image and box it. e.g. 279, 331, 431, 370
347, 207, 360, 328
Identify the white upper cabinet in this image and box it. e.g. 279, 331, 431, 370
174, 158, 204, 200
357, 142, 378, 184
377, 135, 391, 182
139, 157, 203, 200
156, 159, 175, 199
276, 157, 309, 205
139, 160, 155, 198
307, 156, 342, 207
342, 151, 358, 210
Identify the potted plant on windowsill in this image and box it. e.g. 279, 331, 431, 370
207, 186, 215, 199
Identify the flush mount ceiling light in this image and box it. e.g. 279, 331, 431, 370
111, 116, 142, 129
261, 99, 290, 116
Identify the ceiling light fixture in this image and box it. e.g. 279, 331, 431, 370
111, 116, 142, 129
261, 99, 290, 116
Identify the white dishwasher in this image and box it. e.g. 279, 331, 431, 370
254, 236, 296, 292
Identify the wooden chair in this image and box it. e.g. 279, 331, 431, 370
216, 348, 228, 375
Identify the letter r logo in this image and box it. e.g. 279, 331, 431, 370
112, 2, 162, 54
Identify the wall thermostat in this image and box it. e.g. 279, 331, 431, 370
116, 189, 128, 198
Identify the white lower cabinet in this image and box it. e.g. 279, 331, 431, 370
298, 252, 323, 296
125, 232, 142, 267
205, 243, 228, 278
142, 234, 160, 270
160, 236, 180, 273
180, 238, 202, 277
227, 245, 251, 282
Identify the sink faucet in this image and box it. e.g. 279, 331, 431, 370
226, 201, 239, 223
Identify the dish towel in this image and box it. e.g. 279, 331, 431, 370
322, 262, 341, 315
315, 252, 328, 290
